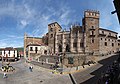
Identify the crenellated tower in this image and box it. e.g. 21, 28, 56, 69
82, 10, 100, 55
48, 22, 62, 54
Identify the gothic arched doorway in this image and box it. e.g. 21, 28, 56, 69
58, 45, 62, 52
66, 44, 70, 52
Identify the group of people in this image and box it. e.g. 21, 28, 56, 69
2, 65, 33, 79
98, 57, 120, 84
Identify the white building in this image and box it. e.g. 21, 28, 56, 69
0, 47, 17, 61
26, 44, 49, 61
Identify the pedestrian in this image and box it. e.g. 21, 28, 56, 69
105, 80, 108, 84
50, 65, 53, 69
29, 66, 33, 72
3, 73, 7, 78
31, 66, 33, 69
29, 66, 31, 72
42, 59, 44, 65
30, 66, 33, 72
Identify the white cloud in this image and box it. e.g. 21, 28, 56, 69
0, 38, 23, 48
20, 20, 28, 27
0, 42, 8, 48
0, 38, 9, 43
0, 0, 74, 33
0, 0, 84, 47
8, 35, 23, 39
97, 0, 119, 36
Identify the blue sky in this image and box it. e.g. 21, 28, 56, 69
0, 0, 119, 48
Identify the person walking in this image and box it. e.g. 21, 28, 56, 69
3, 73, 7, 78
29, 66, 31, 71
29, 66, 33, 72
30, 66, 33, 72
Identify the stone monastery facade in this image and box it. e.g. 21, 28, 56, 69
24, 10, 120, 58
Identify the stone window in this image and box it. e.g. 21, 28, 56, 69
91, 38, 94, 43
80, 43, 84, 47
92, 26, 94, 29
108, 39, 110, 41
90, 31, 94, 35
102, 31, 104, 34
112, 43, 114, 47
68, 57, 74, 64
58, 45, 62, 52
109, 33, 111, 36
101, 38, 102, 40
66, 44, 70, 52
105, 38, 106, 41
35, 47, 38, 53
50, 28, 53, 32
73, 43, 77, 48
105, 42, 107, 46
30, 47, 33, 51
118, 43, 120, 46
51, 34, 53, 38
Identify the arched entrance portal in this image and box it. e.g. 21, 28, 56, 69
66, 44, 70, 52
58, 45, 62, 52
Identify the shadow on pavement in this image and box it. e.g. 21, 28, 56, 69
80, 54, 119, 84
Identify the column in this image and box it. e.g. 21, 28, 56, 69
55, 33, 58, 53
62, 32, 65, 52
77, 31, 80, 52
46, 58, 48, 63
70, 29, 73, 52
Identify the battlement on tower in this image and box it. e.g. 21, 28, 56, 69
84, 10, 100, 18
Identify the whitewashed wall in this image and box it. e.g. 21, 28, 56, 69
2, 50, 17, 58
